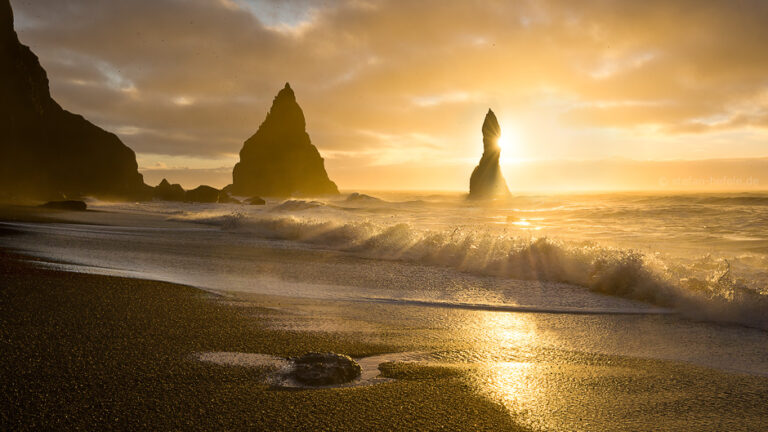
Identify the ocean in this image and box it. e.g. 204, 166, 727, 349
79, 191, 768, 326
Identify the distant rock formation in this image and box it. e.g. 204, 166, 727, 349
184, 185, 220, 203
244, 196, 266, 205
468, 109, 511, 200
216, 191, 240, 204
153, 179, 240, 204
0, 0, 149, 200
228, 83, 339, 197
153, 179, 185, 201
40, 200, 87, 211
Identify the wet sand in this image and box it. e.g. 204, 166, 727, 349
2, 205, 767, 431
0, 250, 527, 431
234, 292, 768, 431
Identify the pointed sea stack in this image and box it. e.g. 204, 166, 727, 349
153, 178, 185, 201
0, 0, 148, 200
228, 83, 338, 197
468, 109, 511, 200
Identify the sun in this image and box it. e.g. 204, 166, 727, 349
497, 123, 522, 163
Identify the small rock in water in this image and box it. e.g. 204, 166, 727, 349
40, 200, 87, 211
184, 185, 220, 203
287, 352, 362, 386
217, 191, 240, 204
245, 196, 266, 205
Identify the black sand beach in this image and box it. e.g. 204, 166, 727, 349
0, 248, 525, 430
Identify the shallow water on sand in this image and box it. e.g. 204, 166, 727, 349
234, 294, 768, 431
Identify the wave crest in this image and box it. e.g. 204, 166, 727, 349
175, 210, 768, 329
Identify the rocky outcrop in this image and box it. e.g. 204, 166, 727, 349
40, 200, 87, 211
228, 83, 339, 198
184, 185, 219, 203
153, 179, 185, 201
0, 0, 149, 201
468, 109, 511, 200
286, 352, 362, 386
153, 179, 240, 204
244, 196, 266, 205
216, 191, 240, 204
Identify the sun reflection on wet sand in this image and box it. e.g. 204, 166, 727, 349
228, 293, 768, 431
478, 362, 544, 428
474, 311, 538, 358
464, 311, 553, 430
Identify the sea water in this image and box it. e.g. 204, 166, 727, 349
89, 191, 768, 328
2, 191, 767, 376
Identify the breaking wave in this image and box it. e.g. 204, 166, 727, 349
173, 210, 768, 330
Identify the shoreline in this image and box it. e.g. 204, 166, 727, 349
14, 248, 768, 379
0, 247, 528, 431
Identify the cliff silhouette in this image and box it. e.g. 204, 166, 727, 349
0, 0, 148, 200
228, 83, 338, 197
468, 109, 511, 200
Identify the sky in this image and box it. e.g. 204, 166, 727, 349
10, 0, 768, 191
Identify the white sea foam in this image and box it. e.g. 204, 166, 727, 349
166, 195, 768, 330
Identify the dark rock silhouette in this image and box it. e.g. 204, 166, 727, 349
468, 109, 511, 200
153, 179, 185, 202
184, 185, 220, 203
0, 0, 149, 200
40, 200, 87, 211
286, 352, 361, 386
216, 191, 240, 204
229, 83, 339, 197
245, 196, 266, 205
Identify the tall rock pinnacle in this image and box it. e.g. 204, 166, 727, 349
468, 109, 511, 200
0, 0, 148, 200
229, 83, 339, 197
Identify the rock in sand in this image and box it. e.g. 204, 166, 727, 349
287, 352, 362, 386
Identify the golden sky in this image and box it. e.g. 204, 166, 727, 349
11, 0, 768, 190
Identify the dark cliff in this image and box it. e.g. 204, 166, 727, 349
0, 0, 148, 200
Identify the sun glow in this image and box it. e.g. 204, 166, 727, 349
498, 123, 523, 164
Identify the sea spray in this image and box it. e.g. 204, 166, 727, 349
169, 208, 768, 329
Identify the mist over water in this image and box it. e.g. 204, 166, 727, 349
96, 191, 768, 330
